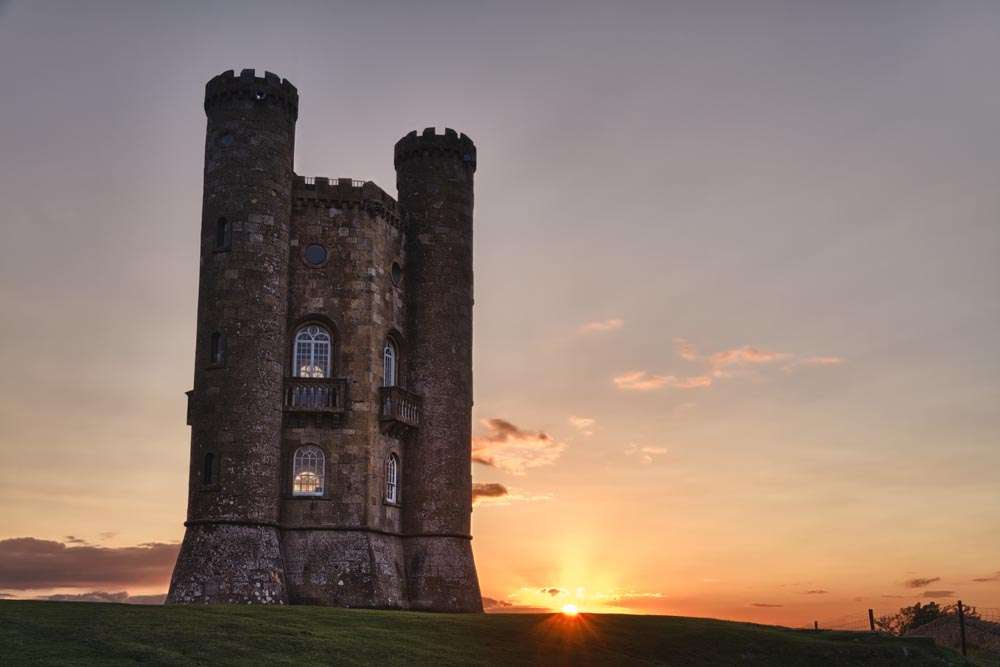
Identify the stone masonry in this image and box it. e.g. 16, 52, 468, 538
166, 69, 482, 611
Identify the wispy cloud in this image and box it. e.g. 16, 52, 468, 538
904, 576, 940, 588
616, 340, 841, 393
0, 537, 178, 590
673, 337, 699, 361
568, 415, 595, 436
709, 346, 791, 368
802, 590, 829, 595
578, 318, 624, 334
625, 443, 668, 465
751, 602, 783, 608
972, 571, 1000, 583
923, 590, 955, 598
472, 482, 509, 505
613, 371, 712, 391
472, 419, 567, 475
782, 356, 845, 372
38, 591, 165, 605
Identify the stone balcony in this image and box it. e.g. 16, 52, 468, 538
379, 386, 422, 430
283, 377, 348, 413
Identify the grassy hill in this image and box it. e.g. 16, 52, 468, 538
0, 600, 968, 666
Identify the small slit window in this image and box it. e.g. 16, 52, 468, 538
293, 325, 332, 378
210, 332, 225, 365
292, 446, 325, 496
383, 340, 397, 387
215, 217, 231, 251
203, 452, 215, 485
386, 454, 399, 503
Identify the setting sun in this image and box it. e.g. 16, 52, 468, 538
561, 604, 579, 616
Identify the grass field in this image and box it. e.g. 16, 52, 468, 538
0, 600, 969, 666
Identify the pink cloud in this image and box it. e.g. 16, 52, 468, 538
578, 318, 624, 334
673, 338, 699, 361
613, 371, 712, 391
709, 346, 791, 368
472, 419, 568, 474
568, 415, 595, 435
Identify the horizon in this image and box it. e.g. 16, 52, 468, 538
1, 1, 998, 628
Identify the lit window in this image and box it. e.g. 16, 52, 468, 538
203, 452, 215, 485
210, 332, 225, 365
383, 340, 397, 387
292, 446, 325, 496
215, 217, 231, 251
294, 325, 331, 378
386, 454, 399, 503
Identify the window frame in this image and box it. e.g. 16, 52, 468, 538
291, 445, 326, 497
293, 324, 333, 378
382, 339, 397, 387
209, 332, 225, 366
214, 217, 231, 252
385, 453, 400, 504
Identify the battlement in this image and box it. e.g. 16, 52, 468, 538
394, 127, 476, 171
292, 176, 399, 224
205, 69, 299, 120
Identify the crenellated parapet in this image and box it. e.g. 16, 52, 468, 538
394, 127, 476, 172
293, 176, 400, 225
205, 68, 299, 120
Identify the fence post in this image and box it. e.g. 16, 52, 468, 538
956, 600, 967, 657
868, 608, 875, 632
814, 620, 818, 631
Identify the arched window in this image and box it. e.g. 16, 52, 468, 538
292, 446, 325, 496
203, 452, 215, 485
210, 332, 225, 365
383, 340, 397, 387
294, 325, 331, 378
215, 217, 231, 250
386, 454, 399, 503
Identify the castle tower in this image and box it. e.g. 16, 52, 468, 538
167, 70, 482, 611
395, 129, 483, 612
167, 70, 298, 604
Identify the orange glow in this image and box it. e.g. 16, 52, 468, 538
561, 603, 578, 615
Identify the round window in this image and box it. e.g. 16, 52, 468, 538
391, 262, 403, 286
304, 244, 327, 267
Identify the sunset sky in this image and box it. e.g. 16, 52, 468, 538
1, 1, 998, 626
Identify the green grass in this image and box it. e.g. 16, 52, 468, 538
0, 600, 969, 666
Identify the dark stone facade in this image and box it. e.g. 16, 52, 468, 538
166, 69, 482, 612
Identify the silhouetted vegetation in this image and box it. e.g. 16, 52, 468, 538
876, 602, 980, 636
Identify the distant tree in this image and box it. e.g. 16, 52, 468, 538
875, 602, 980, 636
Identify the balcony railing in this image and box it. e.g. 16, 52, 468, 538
284, 377, 347, 413
379, 386, 422, 429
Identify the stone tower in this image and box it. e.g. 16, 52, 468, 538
167, 69, 482, 612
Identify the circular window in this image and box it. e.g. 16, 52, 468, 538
391, 262, 403, 286
255, 90, 267, 101
220, 133, 234, 147
304, 244, 327, 267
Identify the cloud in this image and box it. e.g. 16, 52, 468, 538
751, 603, 783, 608
472, 482, 508, 505
472, 419, 567, 474
709, 346, 791, 368
0, 538, 179, 590
802, 590, 829, 595
904, 577, 940, 588
624, 443, 668, 465
38, 591, 165, 605
98, 532, 118, 542
578, 318, 623, 334
473, 483, 553, 507
673, 338, 699, 362
541, 588, 563, 597
922, 590, 955, 598
481, 597, 551, 614
568, 415, 595, 435
971, 571, 1000, 583
612, 371, 712, 391
63, 536, 88, 545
